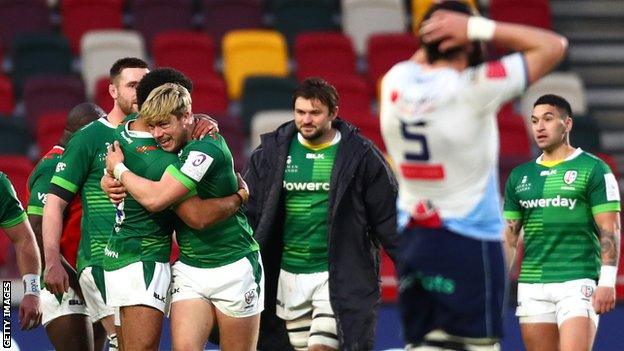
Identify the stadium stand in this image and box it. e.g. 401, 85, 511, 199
35, 111, 68, 158
0, 118, 30, 156
60, 0, 124, 54
240, 76, 297, 134
249, 109, 293, 149
191, 75, 230, 116
0, 0, 50, 46
367, 33, 419, 96
0, 75, 15, 114
129, 0, 195, 49
152, 31, 216, 83
94, 77, 114, 112
201, 0, 265, 52
294, 32, 357, 81
270, 0, 339, 46
411, 0, 478, 34
22, 75, 84, 132
0, 155, 33, 206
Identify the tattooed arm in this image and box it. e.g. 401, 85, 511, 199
503, 219, 523, 270
592, 212, 621, 314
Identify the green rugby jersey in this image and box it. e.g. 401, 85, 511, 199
166, 134, 258, 268
50, 118, 117, 273
504, 149, 621, 283
281, 133, 340, 273
103, 120, 178, 271
0, 172, 27, 228
27, 146, 64, 216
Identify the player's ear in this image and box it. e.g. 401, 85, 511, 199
330, 106, 339, 120
109, 83, 118, 99
564, 116, 573, 133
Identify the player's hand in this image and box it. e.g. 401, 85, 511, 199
593, 286, 616, 314
101, 173, 127, 204
44, 259, 69, 295
106, 140, 125, 174
420, 10, 471, 52
19, 295, 42, 330
193, 114, 219, 140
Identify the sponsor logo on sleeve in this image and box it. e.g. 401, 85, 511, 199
181, 151, 213, 182
604, 173, 621, 201
486, 61, 507, 79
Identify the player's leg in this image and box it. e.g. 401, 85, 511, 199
41, 286, 93, 350
555, 279, 599, 351
215, 308, 260, 351
79, 267, 117, 348
169, 261, 215, 351
519, 323, 559, 351
308, 272, 338, 351
276, 267, 316, 350
92, 321, 106, 351
516, 281, 559, 351
285, 315, 312, 351
104, 261, 170, 351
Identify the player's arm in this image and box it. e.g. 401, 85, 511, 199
174, 172, 248, 230
3, 220, 43, 330
503, 218, 523, 270
42, 194, 71, 294
105, 141, 190, 212
592, 211, 620, 314
420, 9, 567, 83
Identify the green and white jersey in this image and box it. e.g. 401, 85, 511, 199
0, 172, 27, 228
281, 132, 340, 273
27, 146, 64, 216
166, 134, 258, 268
504, 149, 621, 283
103, 120, 179, 271
50, 117, 117, 273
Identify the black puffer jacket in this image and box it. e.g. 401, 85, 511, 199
243, 119, 400, 350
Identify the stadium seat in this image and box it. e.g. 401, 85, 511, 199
342, 0, 408, 56
129, 0, 194, 49
490, 0, 551, 30
320, 73, 371, 119
222, 29, 289, 99
520, 72, 587, 120
11, 33, 72, 95
349, 114, 386, 152
0, 155, 34, 207
0, 118, 30, 155
0, 75, 15, 114
191, 75, 229, 116
249, 110, 293, 149
81, 30, 147, 98
240, 76, 297, 134
152, 31, 216, 82
94, 77, 114, 112
497, 103, 532, 192
23, 75, 85, 131
36, 111, 67, 158
367, 33, 419, 96
201, 0, 265, 51
60, 0, 124, 54
0, 0, 50, 45
271, 0, 339, 46
411, 0, 478, 34
294, 32, 357, 81
570, 116, 602, 153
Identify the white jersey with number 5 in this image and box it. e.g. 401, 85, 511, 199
380, 53, 527, 240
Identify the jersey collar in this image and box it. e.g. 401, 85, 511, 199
297, 130, 341, 151
97, 117, 116, 129
125, 120, 153, 138
536, 147, 583, 167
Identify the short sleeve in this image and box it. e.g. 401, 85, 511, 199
463, 53, 528, 112
165, 141, 222, 190
50, 131, 92, 194
0, 174, 27, 228
503, 170, 523, 220
587, 161, 621, 215
27, 165, 54, 216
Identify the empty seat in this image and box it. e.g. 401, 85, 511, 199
94, 77, 114, 112
367, 33, 419, 95
271, 0, 339, 46
490, 0, 551, 30
342, 0, 408, 55
321, 73, 371, 119
0, 0, 50, 45
0, 118, 30, 155
222, 29, 289, 99
348, 114, 386, 152
129, 0, 194, 48
520, 72, 587, 120
61, 0, 124, 54
11, 33, 72, 95
0, 76, 15, 114
192, 76, 229, 115
81, 30, 147, 98
36, 111, 67, 158
0, 155, 34, 207
250, 110, 293, 149
23, 75, 85, 131
152, 31, 216, 82
294, 32, 357, 81
201, 0, 264, 49
411, 0, 478, 33
497, 103, 531, 159
240, 76, 297, 134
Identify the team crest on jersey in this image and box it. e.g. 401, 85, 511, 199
244, 289, 256, 305
563, 170, 578, 185
580, 285, 594, 298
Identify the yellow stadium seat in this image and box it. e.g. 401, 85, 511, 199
411, 0, 478, 34
222, 29, 289, 99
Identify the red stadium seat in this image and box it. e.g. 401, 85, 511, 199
23, 75, 85, 132
152, 31, 216, 82
130, 0, 194, 49
497, 103, 531, 159
192, 76, 229, 116
36, 111, 68, 158
0, 0, 50, 45
0, 75, 15, 114
0, 155, 34, 207
354, 114, 386, 153
321, 73, 371, 119
201, 0, 265, 52
61, 0, 124, 54
295, 32, 357, 81
367, 33, 419, 96
94, 77, 114, 113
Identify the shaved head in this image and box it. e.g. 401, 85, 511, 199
66, 102, 106, 133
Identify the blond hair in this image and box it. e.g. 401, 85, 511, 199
140, 83, 192, 125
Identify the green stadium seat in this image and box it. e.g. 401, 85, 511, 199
240, 76, 297, 135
